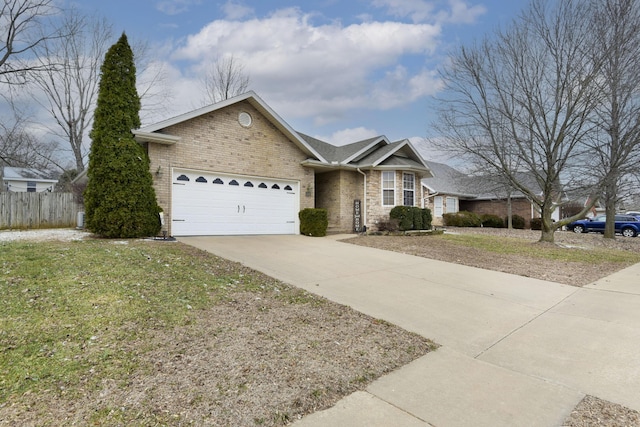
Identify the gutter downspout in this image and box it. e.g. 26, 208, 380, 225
424, 191, 439, 208
357, 168, 367, 232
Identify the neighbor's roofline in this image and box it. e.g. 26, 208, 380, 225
3, 177, 58, 183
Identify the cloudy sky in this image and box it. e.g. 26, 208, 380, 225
79, 0, 527, 152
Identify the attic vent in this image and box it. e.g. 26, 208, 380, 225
238, 112, 252, 127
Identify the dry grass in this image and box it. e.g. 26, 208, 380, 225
345, 227, 640, 287
0, 238, 435, 426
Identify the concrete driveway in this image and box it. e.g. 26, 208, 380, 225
180, 234, 640, 426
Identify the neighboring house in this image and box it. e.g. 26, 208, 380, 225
1, 166, 58, 192
129, 91, 432, 236
422, 161, 560, 227
421, 161, 476, 225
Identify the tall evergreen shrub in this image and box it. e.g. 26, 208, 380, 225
84, 33, 161, 238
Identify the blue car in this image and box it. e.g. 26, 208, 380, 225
567, 215, 640, 237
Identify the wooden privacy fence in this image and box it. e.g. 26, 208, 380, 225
0, 192, 81, 229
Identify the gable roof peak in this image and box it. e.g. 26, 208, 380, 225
138, 91, 327, 163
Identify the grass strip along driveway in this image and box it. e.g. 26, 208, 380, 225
0, 239, 435, 426
346, 228, 640, 287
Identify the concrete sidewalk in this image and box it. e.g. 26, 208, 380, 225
180, 235, 640, 426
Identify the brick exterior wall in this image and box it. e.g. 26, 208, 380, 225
146, 100, 315, 235
315, 170, 364, 233
367, 170, 426, 231
459, 198, 535, 227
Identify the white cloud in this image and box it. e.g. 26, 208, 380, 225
371, 0, 436, 23
171, 8, 442, 123
321, 127, 381, 146
372, 0, 486, 24
370, 66, 443, 109
156, 0, 202, 16
441, 0, 486, 24
221, 1, 254, 20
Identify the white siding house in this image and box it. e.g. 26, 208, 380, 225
2, 167, 58, 192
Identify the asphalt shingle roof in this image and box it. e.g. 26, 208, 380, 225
297, 133, 382, 164
422, 161, 475, 197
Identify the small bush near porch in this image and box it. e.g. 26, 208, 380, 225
389, 206, 432, 231
299, 208, 328, 236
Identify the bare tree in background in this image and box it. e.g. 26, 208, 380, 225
201, 55, 250, 105
0, 0, 62, 85
29, 9, 112, 172
434, 0, 607, 243
133, 39, 173, 124
589, 0, 640, 238
0, 110, 60, 173
25, 13, 171, 172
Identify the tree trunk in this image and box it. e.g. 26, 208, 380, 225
603, 181, 617, 239
538, 203, 556, 243
507, 193, 513, 229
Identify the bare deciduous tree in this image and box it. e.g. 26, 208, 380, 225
132, 39, 173, 124
433, 0, 607, 243
29, 9, 113, 172
0, 110, 60, 174
589, 0, 640, 238
0, 0, 61, 85
201, 55, 250, 105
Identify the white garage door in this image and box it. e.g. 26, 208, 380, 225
171, 169, 299, 236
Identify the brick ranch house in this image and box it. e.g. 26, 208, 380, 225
422, 161, 561, 228
131, 91, 433, 236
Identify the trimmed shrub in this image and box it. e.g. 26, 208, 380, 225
530, 217, 542, 230
412, 207, 424, 230
299, 208, 328, 237
505, 214, 526, 229
443, 211, 481, 227
481, 214, 505, 228
422, 208, 433, 230
389, 206, 432, 231
389, 206, 414, 231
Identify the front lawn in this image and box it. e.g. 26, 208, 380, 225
0, 239, 435, 426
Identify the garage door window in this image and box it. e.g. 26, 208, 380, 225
196, 176, 207, 183
229, 180, 239, 186
213, 178, 223, 184
284, 185, 292, 191
177, 174, 189, 181
272, 184, 280, 189
244, 181, 254, 187
259, 183, 267, 188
